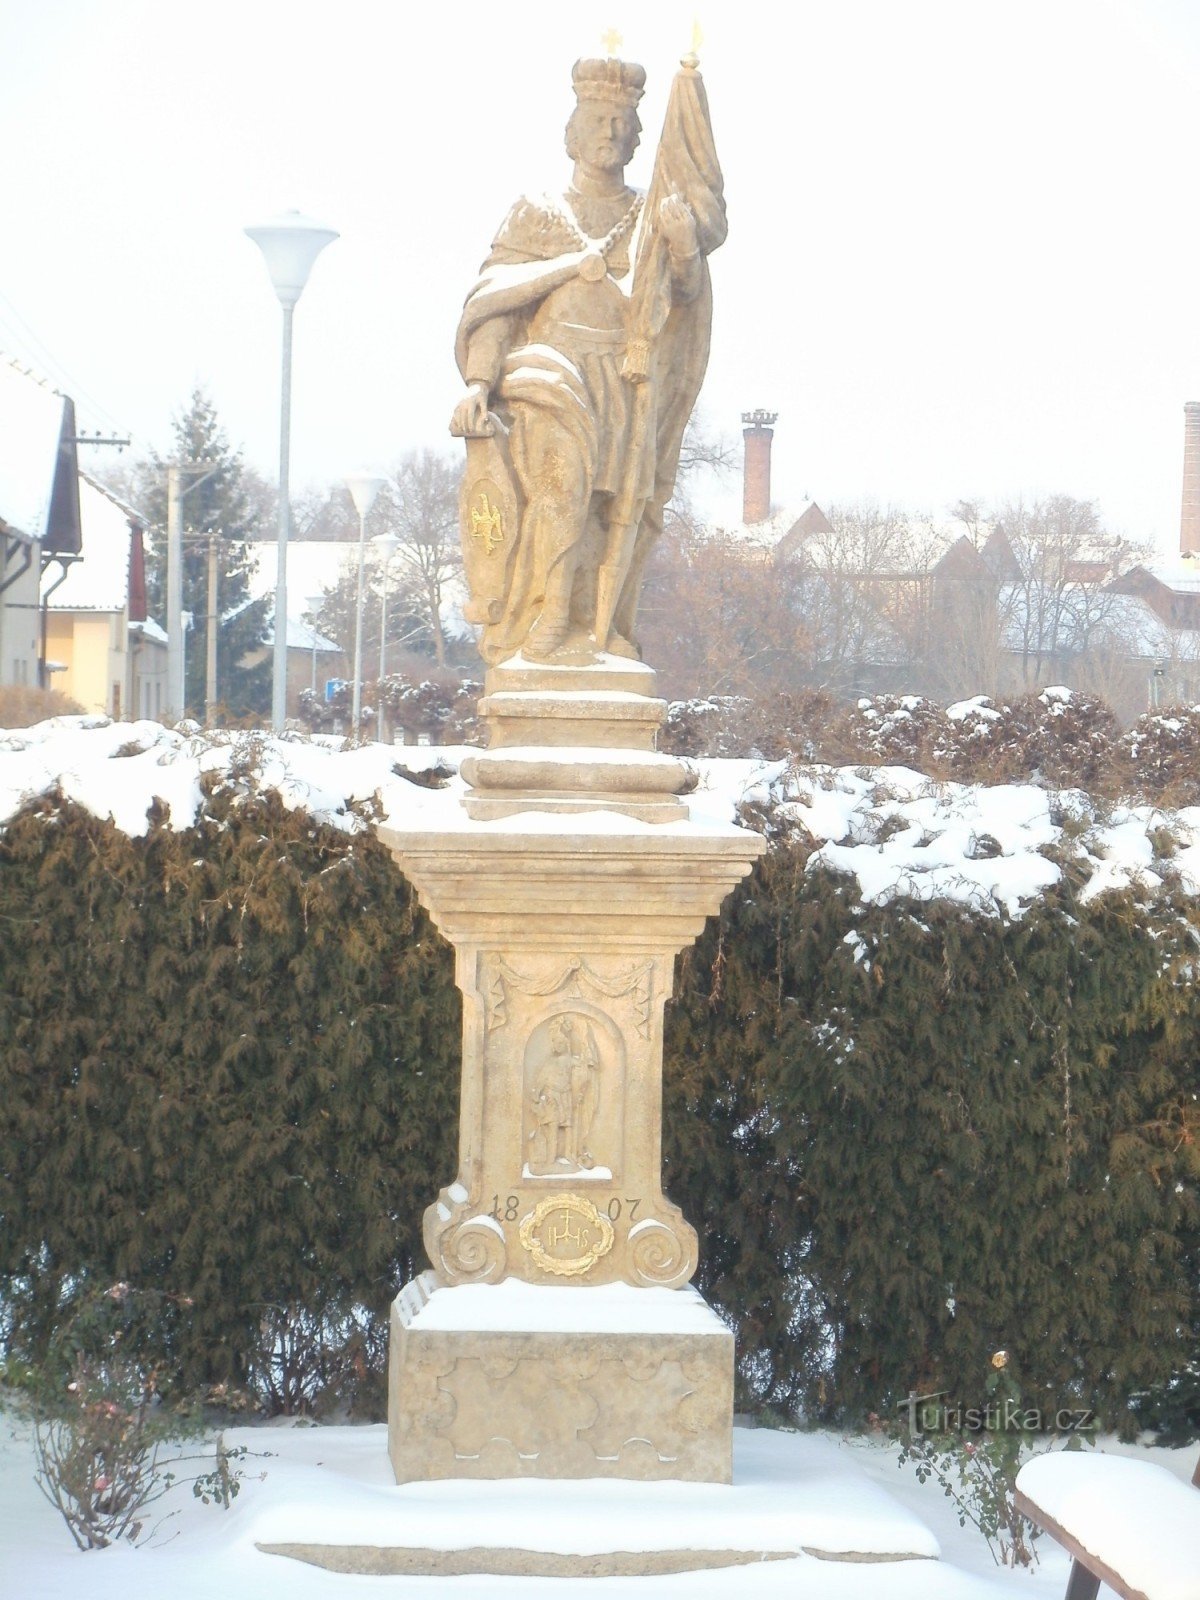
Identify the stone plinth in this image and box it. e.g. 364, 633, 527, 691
388, 1275, 733, 1483
460, 655, 692, 822
377, 817, 763, 1292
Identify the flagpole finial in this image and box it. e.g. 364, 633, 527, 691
682, 18, 703, 69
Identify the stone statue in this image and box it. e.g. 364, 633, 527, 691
527, 1014, 601, 1175
451, 54, 726, 665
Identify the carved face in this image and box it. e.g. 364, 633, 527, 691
565, 102, 641, 173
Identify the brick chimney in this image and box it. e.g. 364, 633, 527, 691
1181, 402, 1200, 555
742, 409, 778, 525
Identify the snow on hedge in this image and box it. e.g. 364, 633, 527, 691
763, 763, 1200, 916
2, 716, 1199, 917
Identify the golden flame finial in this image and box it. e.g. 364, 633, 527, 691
682, 18, 703, 69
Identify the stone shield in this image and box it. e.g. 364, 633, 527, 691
459, 424, 522, 626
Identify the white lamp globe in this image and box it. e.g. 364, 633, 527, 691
345, 474, 387, 519
244, 210, 339, 308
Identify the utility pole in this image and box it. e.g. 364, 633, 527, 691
205, 531, 219, 721
164, 459, 221, 723
166, 465, 183, 719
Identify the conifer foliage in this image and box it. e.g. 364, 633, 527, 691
663, 839, 1199, 1431
0, 774, 1195, 1430
0, 782, 458, 1410
136, 389, 272, 718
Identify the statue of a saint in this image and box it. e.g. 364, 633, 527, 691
527, 1014, 601, 1175
451, 55, 726, 665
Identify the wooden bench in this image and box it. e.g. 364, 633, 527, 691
1014, 1449, 1200, 1600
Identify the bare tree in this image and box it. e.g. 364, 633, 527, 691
784, 500, 943, 695
671, 407, 738, 504
311, 546, 436, 669
307, 450, 465, 671
638, 518, 812, 700
995, 495, 1146, 689
382, 451, 462, 668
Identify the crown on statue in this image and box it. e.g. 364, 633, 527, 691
571, 57, 646, 108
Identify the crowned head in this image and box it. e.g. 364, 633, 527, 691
565, 58, 645, 173
571, 57, 646, 109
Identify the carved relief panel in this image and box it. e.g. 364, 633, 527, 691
522, 1006, 624, 1181
423, 946, 699, 1290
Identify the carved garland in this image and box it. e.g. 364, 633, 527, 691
485, 955, 652, 1039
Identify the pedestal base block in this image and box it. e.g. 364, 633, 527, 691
388, 1274, 733, 1484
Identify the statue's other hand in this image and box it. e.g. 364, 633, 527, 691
658, 193, 698, 256
449, 382, 493, 438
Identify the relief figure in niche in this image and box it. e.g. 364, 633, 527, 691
527, 1014, 601, 1175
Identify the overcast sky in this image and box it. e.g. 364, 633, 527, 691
3, 0, 1199, 550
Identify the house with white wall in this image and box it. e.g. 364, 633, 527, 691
43, 474, 167, 719
0, 360, 82, 690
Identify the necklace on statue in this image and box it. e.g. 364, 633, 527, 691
553, 190, 643, 282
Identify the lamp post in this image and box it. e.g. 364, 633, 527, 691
345, 474, 386, 735
244, 209, 339, 732
373, 531, 401, 742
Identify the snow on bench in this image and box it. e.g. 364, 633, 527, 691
1014, 1451, 1200, 1600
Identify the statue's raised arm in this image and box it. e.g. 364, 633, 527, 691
451, 54, 726, 666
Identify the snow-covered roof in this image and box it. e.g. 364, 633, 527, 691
1095, 593, 1197, 659
130, 617, 167, 645
702, 501, 822, 551
285, 616, 341, 652
1129, 555, 1200, 594
43, 475, 137, 613
0, 358, 71, 543
262, 614, 342, 652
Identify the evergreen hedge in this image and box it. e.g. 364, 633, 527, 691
664, 832, 1199, 1430
0, 781, 459, 1409
1, 781, 1195, 1428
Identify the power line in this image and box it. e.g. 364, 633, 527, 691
0, 284, 127, 436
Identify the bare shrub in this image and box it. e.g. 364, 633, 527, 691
0, 685, 83, 726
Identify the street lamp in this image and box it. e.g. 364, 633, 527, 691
346, 474, 386, 735
244, 209, 339, 731
373, 531, 401, 742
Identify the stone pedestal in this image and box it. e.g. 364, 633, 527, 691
460, 654, 692, 823
380, 657, 763, 1484
388, 1275, 733, 1482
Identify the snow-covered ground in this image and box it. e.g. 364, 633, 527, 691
3, 717, 1200, 920
2, 1412, 1196, 1599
